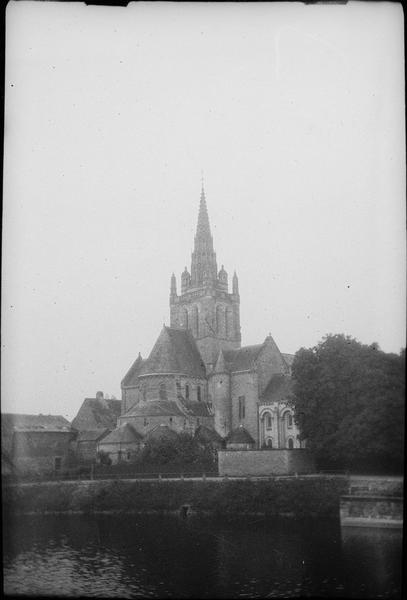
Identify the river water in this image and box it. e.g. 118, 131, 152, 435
3, 514, 402, 598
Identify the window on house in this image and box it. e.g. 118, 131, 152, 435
288, 438, 294, 449
127, 451, 131, 460
54, 457, 62, 471
159, 382, 167, 400
169, 417, 173, 425
197, 385, 201, 402
266, 414, 272, 429
176, 380, 181, 394
238, 396, 245, 420
287, 413, 293, 428
185, 384, 190, 400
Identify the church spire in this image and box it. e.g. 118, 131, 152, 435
190, 182, 218, 287
196, 179, 211, 241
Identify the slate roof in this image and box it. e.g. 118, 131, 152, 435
194, 425, 223, 443
2, 413, 71, 431
226, 426, 255, 445
2, 413, 72, 455
138, 327, 206, 378
177, 398, 212, 417
223, 344, 264, 371
121, 354, 147, 387
76, 429, 111, 443
260, 374, 294, 403
122, 400, 185, 418
99, 423, 143, 445
145, 424, 179, 441
71, 398, 121, 431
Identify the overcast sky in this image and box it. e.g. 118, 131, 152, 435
2, 1, 405, 420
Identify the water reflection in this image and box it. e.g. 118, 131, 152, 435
3, 514, 402, 598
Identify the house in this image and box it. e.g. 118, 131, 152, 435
71, 391, 121, 431
1, 413, 76, 476
75, 428, 111, 463
97, 422, 143, 464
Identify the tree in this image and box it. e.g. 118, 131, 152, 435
139, 432, 214, 466
291, 334, 405, 472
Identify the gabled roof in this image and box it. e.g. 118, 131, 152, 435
223, 344, 264, 372
138, 327, 206, 378
76, 429, 111, 443
71, 398, 121, 431
122, 400, 185, 418
99, 423, 143, 445
145, 424, 179, 442
226, 426, 255, 445
1, 413, 72, 455
260, 374, 293, 403
2, 413, 71, 431
122, 353, 147, 387
177, 398, 212, 417
194, 425, 223, 443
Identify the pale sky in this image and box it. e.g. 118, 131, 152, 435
2, 1, 405, 421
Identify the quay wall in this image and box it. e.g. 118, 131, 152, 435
218, 449, 315, 477
3, 476, 348, 519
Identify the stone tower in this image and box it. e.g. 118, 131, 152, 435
170, 184, 241, 370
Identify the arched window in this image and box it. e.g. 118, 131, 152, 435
267, 438, 273, 448
159, 382, 167, 400
197, 385, 201, 402
287, 413, 293, 428
266, 413, 272, 429
288, 438, 294, 449
185, 384, 190, 400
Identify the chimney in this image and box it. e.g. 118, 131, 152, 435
96, 391, 104, 400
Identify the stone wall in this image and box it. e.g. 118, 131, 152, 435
230, 371, 259, 443
218, 449, 316, 477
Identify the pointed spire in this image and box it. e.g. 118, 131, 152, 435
196, 181, 211, 240
190, 180, 217, 287
170, 272, 177, 296
233, 270, 239, 294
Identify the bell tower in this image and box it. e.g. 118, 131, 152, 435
170, 182, 241, 370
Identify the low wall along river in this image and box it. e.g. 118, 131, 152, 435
4, 476, 349, 519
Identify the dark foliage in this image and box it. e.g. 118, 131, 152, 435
139, 432, 215, 467
291, 334, 405, 472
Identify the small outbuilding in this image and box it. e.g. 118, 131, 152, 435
96, 423, 143, 464
225, 425, 255, 450
75, 429, 111, 463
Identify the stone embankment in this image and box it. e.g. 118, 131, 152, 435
340, 476, 403, 528
3, 476, 349, 519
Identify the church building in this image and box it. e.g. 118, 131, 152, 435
119, 185, 301, 450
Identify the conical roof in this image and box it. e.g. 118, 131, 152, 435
226, 425, 255, 445
195, 184, 212, 240
139, 327, 206, 378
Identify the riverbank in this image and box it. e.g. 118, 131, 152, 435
3, 475, 350, 518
